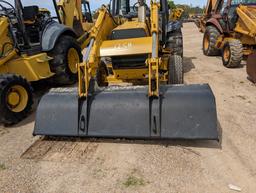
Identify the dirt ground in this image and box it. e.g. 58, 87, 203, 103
0, 23, 256, 193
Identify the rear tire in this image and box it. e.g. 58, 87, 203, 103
168, 55, 184, 84
48, 35, 82, 85
166, 29, 183, 57
0, 74, 33, 125
222, 39, 243, 68
203, 26, 221, 56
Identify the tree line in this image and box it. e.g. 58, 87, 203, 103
168, 0, 204, 18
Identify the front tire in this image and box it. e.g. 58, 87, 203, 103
48, 35, 82, 85
222, 39, 243, 68
168, 55, 184, 84
0, 74, 33, 125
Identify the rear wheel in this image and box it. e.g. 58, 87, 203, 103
0, 74, 33, 125
203, 26, 221, 56
48, 35, 82, 85
168, 55, 183, 84
222, 39, 243, 68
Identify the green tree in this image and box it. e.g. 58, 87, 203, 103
167, 0, 176, 9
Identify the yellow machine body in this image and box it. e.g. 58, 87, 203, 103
215, 5, 256, 55
0, 17, 54, 82
0, 0, 94, 82
0, 0, 94, 125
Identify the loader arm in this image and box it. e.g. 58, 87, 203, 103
147, 2, 160, 97
57, 0, 77, 27
79, 2, 161, 98
78, 7, 117, 97
57, 0, 93, 37
0, 17, 17, 66
235, 5, 256, 38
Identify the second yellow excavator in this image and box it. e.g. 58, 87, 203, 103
0, 0, 93, 124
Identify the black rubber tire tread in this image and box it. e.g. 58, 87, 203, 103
168, 55, 184, 84
0, 74, 33, 125
48, 35, 82, 85
222, 39, 243, 68
166, 29, 183, 57
203, 26, 221, 56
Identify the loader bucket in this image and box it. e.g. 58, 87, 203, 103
34, 84, 219, 140
246, 53, 256, 83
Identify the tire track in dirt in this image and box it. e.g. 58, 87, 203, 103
21, 138, 99, 163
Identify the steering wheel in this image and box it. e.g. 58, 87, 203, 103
132, 2, 149, 12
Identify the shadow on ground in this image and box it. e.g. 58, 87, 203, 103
183, 57, 196, 73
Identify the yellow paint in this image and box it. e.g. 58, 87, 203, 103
114, 21, 150, 35
100, 37, 152, 57
0, 17, 16, 66
67, 48, 80, 74
57, 0, 93, 40
7, 85, 28, 113
0, 53, 54, 82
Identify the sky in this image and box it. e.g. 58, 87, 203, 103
90, 0, 206, 10
8, 0, 57, 12
7, 0, 206, 11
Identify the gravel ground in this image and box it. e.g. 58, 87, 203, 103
0, 23, 256, 193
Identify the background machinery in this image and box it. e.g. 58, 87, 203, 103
169, 7, 184, 21
200, 0, 256, 82
34, 0, 219, 140
168, 7, 184, 57
0, 0, 93, 124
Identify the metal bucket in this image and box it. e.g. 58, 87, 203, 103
34, 84, 219, 140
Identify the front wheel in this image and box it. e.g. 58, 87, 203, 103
0, 74, 33, 125
168, 55, 184, 84
222, 39, 243, 68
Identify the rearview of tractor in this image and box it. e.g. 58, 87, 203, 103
199, 0, 256, 82
0, 0, 93, 124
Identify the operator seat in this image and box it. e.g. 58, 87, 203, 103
23, 6, 39, 22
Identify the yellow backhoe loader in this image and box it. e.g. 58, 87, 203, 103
0, 0, 93, 124
200, 0, 256, 82
34, 0, 219, 140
